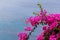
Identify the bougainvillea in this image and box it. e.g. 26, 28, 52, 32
18, 4, 60, 40
24, 26, 32, 31
18, 32, 28, 40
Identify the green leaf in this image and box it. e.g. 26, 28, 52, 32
37, 4, 43, 12
33, 12, 39, 15
37, 4, 42, 8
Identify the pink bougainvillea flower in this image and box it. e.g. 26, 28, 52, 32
55, 16, 60, 21
53, 14, 60, 21
43, 26, 47, 30
43, 10, 47, 16
34, 16, 40, 22
56, 33, 60, 39
18, 32, 28, 40
37, 34, 44, 40
24, 26, 32, 31
49, 35, 55, 38
49, 21, 58, 30
39, 10, 47, 21
40, 10, 47, 15
25, 16, 33, 23
49, 37, 56, 40
26, 16, 36, 26
49, 35, 56, 40
28, 17, 35, 26
48, 14, 60, 21
46, 16, 55, 25
26, 16, 41, 26
36, 32, 45, 40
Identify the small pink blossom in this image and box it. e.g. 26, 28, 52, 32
46, 16, 55, 25
49, 37, 56, 40
56, 33, 60, 39
18, 32, 28, 40
37, 34, 44, 40
34, 16, 40, 22
43, 10, 47, 15
49, 35, 56, 40
27, 16, 36, 26
39, 10, 47, 21
24, 26, 32, 31
49, 21, 58, 30
40, 10, 47, 16
43, 26, 47, 30
26, 16, 41, 26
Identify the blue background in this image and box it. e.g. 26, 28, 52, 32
0, 0, 60, 40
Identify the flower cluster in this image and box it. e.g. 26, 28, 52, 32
18, 32, 28, 40
18, 4, 60, 40
37, 13, 60, 40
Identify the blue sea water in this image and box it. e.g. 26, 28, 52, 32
0, 0, 60, 40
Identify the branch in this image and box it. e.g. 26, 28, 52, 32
26, 25, 37, 40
